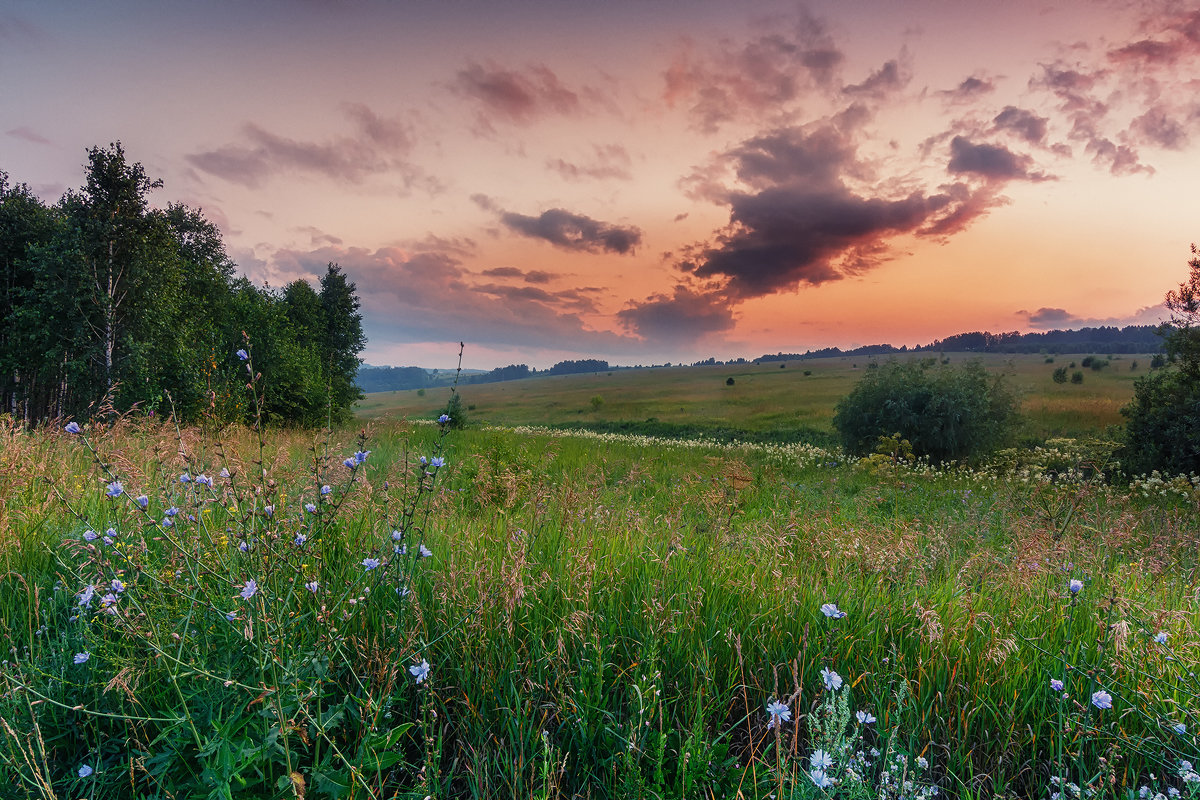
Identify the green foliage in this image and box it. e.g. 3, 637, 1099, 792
832, 359, 1020, 463
441, 389, 467, 428
0, 145, 364, 427
1053, 366, 1069, 383
1122, 246, 1200, 476
589, 394, 604, 411
1071, 371, 1084, 384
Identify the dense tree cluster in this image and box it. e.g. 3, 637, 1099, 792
1122, 247, 1200, 475
0, 143, 365, 427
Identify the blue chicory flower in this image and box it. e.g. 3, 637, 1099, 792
65, 421, 81, 434
105, 481, 123, 498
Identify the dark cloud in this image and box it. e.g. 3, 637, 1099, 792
452, 61, 582, 125
1128, 104, 1189, 149
937, 75, 996, 102
617, 285, 735, 343
992, 106, 1049, 144
5, 126, 52, 145
546, 143, 632, 182
480, 266, 557, 284
1108, 38, 1185, 66
662, 8, 845, 133
657, 119, 1010, 305
497, 208, 643, 255
842, 59, 909, 98
947, 137, 1051, 181
188, 103, 433, 189
263, 244, 640, 354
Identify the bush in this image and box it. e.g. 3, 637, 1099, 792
726, 377, 735, 386
1052, 366, 1069, 384
832, 360, 1020, 464
441, 390, 467, 428
1071, 371, 1084, 384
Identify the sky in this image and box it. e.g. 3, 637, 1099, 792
2, 0, 1198, 369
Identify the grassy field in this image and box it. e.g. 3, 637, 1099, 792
356, 353, 1146, 442
1, 411, 1198, 799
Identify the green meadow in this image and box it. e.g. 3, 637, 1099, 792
356, 353, 1144, 443
2, 353, 1198, 799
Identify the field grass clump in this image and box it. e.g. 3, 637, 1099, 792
1, 414, 1198, 799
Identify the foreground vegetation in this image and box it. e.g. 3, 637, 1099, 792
2, 411, 1198, 799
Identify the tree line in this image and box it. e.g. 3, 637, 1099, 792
0, 143, 365, 427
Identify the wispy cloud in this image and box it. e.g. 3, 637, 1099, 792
1016, 303, 1169, 330
546, 143, 632, 181
188, 103, 434, 189
5, 126, 52, 146
451, 61, 599, 130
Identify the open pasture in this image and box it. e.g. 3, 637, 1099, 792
357, 353, 1147, 442
1, 415, 1197, 799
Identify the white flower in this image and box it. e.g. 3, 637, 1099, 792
409, 659, 430, 684
810, 749, 833, 770
856, 710, 876, 724
809, 769, 833, 788
821, 602, 846, 619
821, 667, 842, 691
766, 700, 791, 728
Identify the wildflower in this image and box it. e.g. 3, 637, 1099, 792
1174, 722, 1187, 735
410, 659, 430, 683
240, 579, 258, 600
1155, 631, 1169, 644
219, 468, 230, 478
135, 494, 148, 508
73, 652, 90, 665
362, 557, 380, 570
438, 414, 450, 424
179, 473, 191, 483
391, 529, 404, 541
353, 450, 370, 465
78, 585, 95, 607
110, 579, 124, 594
809, 769, 833, 788
305, 580, 319, 593
811, 750, 833, 770
419, 456, 428, 466
195, 474, 211, 487
293, 533, 307, 547
78, 764, 94, 778
821, 602, 847, 619
162, 517, 173, 528
105, 481, 123, 498
263, 505, 274, 518
236, 349, 249, 360
397, 585, 411, 599
225, 611, 237, 622
65, 421, 81, 434
83, 529, 98, 542
165, 506, 179, 517
1091, 689, 1113, 709
857, 710, 876, 724
1050, 678, 1065, 692
766, 700, 791, 728
1069, 578, 1083, 594
419, 544, 433, 558
305, 503, 317, 513
99, 593, 118, 611
238, 541, 248, 552
343, 457, 356, 469
430, 456, 446, 468
917, 756, 929, 769
320, 485, 331, 495
822, 667, 843, 691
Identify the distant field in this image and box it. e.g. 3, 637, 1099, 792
357, 352, 1146, 441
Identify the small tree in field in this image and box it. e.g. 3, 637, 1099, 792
832, 359, 1020, 464
1121, 245, 1200, 475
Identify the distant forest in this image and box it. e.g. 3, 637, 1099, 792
1, 144, 365, 426
358, 325, 1166, 393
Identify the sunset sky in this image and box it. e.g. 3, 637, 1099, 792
2, 0, 1198, 369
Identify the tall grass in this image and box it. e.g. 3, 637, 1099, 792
0, 415, 1198, 798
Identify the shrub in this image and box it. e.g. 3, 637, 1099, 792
1071, 371, 1084, 384
832, 360, 1020, 464
1052, 366, 1069, 384
589, 394, 604, 411
1081, 356, 1095, 368
726, 377, 735, 386
441, 389, 467, 428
